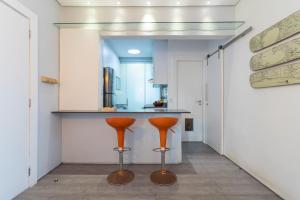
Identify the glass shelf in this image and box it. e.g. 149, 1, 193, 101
54, 21, 244, 32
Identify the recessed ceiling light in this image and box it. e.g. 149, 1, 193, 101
128, 49, 141, 55
147, 1, 151, 6
176, 1, 181, 5
87, 1, 91, 5
117, 1, 120, 5
207, 1, 211, 5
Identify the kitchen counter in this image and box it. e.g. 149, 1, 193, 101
143, 104, 156, 109
52, 109, 190, 114
54, 109, 189, 164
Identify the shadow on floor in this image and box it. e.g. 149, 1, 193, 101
50, 142, 200, 175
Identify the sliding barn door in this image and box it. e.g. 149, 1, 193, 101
0, 2, 30, 199
206, 53, 223, 154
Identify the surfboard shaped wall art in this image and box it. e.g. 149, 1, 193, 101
250, 37, 300, 71
250, 10, 300, 52
250, 62, 300, 88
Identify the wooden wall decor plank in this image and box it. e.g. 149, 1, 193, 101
41, 76, 59, 84
250, 62, 300, 88
250, 10, 300, 52
250, 37, 300, 71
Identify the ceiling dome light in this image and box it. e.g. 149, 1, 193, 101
128, 49, 141, 55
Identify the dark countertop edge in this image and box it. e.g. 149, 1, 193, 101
52, 110, 191, 114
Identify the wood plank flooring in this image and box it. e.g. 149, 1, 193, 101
15, 142, 282, 200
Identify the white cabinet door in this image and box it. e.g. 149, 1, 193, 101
0, 2, 30, 199
153, 40, 168, 84
177, 60, 204, 142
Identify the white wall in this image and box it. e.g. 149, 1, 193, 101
223, 0, 300, 199
17, 0, 61, 179
153, 40, 168, 84
102, 40, 126, 105
60, 29, 100, 110
102, 40, 120, 77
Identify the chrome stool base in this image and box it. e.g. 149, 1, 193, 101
107, 147, 134, 186
150, 147, 176, 186
107, 169, 135, 185
150, 169, 177, 186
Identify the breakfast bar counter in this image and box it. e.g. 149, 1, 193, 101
53, 109, 190, 164
52, 109, 190, 114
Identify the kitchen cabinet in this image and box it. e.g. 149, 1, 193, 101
153, 40, 168, 84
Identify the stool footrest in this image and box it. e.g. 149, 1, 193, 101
152, 147, 170, 152
113, 147, 131, 152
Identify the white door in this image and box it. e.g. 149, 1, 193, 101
0, 2, 30, 199
177, 60, 203, 141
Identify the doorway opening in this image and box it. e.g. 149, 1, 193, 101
101, 38, 167, 111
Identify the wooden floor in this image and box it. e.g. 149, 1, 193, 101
15, 142, 282, 200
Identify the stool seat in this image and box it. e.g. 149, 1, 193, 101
149, 117, 178, 129
106, 117, 135, 129
106, 117, 135, 151
148, 117, 178, 186
149, 117, 178, 150
105, 117, 135, 186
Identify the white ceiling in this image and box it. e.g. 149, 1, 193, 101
57, 0, 240, 7
105, 39, 153, 58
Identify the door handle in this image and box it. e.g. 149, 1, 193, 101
196, 100, 202, 106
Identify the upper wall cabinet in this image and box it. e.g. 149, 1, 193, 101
153, 40, 168, 85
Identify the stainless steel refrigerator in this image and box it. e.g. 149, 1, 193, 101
103, 67, 114, 107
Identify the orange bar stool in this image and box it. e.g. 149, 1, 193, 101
148, 117, 178, 186
105, 117, 136, 185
